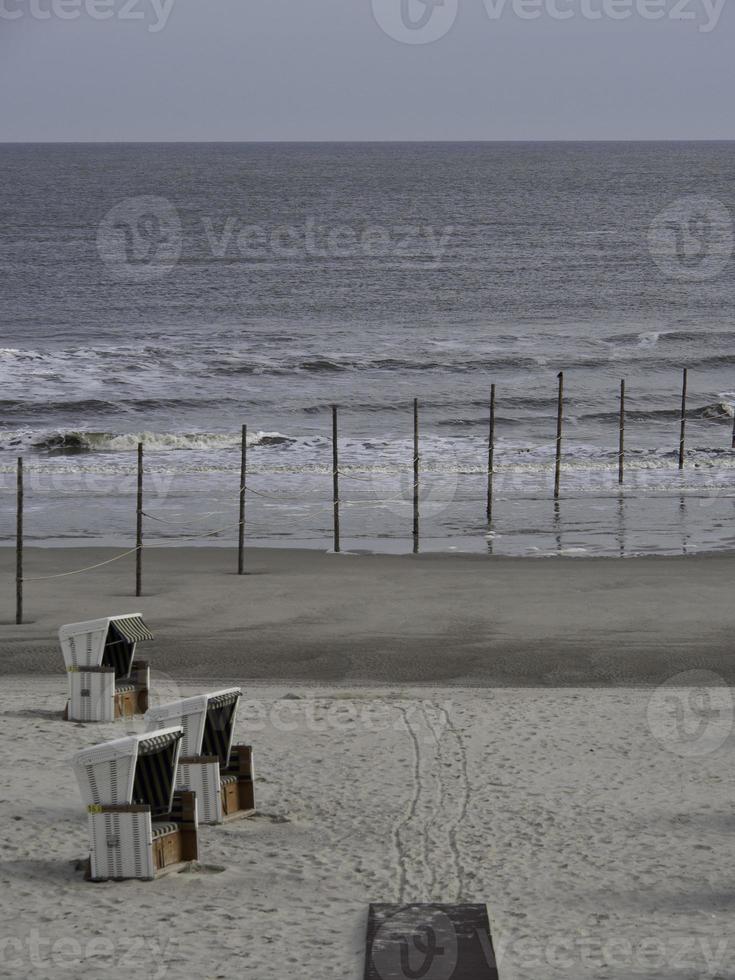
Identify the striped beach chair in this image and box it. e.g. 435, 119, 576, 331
59, 614, 153, 722
145, 689, 255, 824
73, 727, 199, 881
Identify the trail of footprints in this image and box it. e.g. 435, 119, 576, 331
393, 702, 471, 904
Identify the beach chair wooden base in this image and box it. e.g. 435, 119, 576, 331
177, 745, 255, 824
84, 790, 198, 882
221, 743, 256, 821
115, 660, 150, 718
65, 661, 150, 723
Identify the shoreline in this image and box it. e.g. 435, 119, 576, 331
2, 546, 734, 685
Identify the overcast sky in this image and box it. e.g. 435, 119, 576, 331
1, 0, 733, 141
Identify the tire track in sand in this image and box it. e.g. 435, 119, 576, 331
431, 704, 471, 901
393, 703, 428, 902
392, 701, 471, 903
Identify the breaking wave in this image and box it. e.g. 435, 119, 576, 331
583, 401, 734, 424
26, 430, 295, 453
603, 329, 735, 347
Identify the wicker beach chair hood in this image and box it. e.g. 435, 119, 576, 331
59, 613, 153, 678
72, 726, 184, 813
144, 688, 241, 767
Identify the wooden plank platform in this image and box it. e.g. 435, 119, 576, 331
364, 904, 499, 980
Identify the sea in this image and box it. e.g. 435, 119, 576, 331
2, 141, 735, 556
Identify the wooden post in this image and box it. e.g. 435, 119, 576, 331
554, 372, 564, 499
413, 398, 419, 554
16, 457, 23, 626
618, 379, 625, 486
679, 368, 688, 470
487, 384, 496, 522
732, 408, 735, 450
136, 442, 143, 598
238, 424, 247, 574
332, 405, 340, 554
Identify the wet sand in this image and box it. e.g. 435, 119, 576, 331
1, 547, 733, 685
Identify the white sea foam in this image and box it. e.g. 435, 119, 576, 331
19, 429, 296, 453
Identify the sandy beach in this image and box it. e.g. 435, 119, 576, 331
1, 546, 734, 685
2, 548, 734, 979
1, 676, 734, 979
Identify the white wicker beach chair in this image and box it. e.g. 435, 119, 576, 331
73, 726, 199, 881
145, 688, 255, 824
59, 614, 153, 722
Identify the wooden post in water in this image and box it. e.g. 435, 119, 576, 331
238, 424, 247, 574
487, 384, 496, 523
618, 379, 625, 486
679, 368, 688, 470
16, 457, 23, 626
332, 405, 340, 554
136, 442, 143, 597
413, 398, 419, 554
732, 409, 735, 450
554, 372, 564, 499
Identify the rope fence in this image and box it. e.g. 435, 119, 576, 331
6, 371, 735, 623
23, 548, 140, 582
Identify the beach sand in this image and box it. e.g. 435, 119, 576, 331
1, 676, 734, 979
2, 549, 734, 978
1, 547, 734, 684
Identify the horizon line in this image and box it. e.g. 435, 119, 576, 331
1, 137, 735, 145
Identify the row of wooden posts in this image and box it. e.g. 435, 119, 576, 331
12, 368, 726, 624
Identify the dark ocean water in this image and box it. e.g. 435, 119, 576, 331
1, 141, 735, 554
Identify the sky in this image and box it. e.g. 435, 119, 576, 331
0, 0, 733, 141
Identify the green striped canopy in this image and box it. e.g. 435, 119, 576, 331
111, 615, 153, 643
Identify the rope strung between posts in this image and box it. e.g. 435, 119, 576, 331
22, 520, 257, 580
149, 519, 276, 536
244, 483, 417, 506
141, 509, 229, 525
23, 547, 139, 581
148, 519, 245, 542
243, 486, 339, 507
337, 470, 406, 482
244, 486, 320, 501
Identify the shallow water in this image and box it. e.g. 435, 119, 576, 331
1, 141, 734, 555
